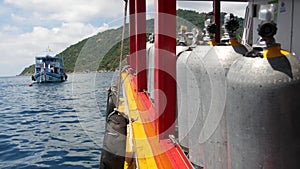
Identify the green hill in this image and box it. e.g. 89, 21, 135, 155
19, 9, 244, 75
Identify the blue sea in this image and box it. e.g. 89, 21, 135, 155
0, 72, 115, 169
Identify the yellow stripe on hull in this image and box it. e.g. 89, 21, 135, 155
122, 72, 159, 169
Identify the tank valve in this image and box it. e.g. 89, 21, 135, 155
178, 25, 188, 46
246, 5, 279, 58
207, 23, 218, 35
257, 21, 277, 40
224, 13, 239, 38
257, 5, 278, 44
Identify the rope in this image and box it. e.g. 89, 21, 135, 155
116, 0, 128, 108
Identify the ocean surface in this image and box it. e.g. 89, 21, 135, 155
0, 72, 116, 169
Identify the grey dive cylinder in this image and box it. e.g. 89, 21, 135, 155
177, 17, 218, 154
173, 45, 190, 149
188, 45, 245, 168
226, 20, 300, 168
187, 14, 247, 168
147, 41, 188, 101
146, 43, 154, 99
185, 45, 213, 167
177, 49, 192, 149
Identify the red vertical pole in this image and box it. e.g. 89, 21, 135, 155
129, 0, 136, 70
154, 0, 176, 138
214, 0, 221, 43
135, 0, 147, 92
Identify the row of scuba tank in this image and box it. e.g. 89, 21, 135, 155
174, 12, 300, 169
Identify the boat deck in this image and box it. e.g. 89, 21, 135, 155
120, 72, 192, 169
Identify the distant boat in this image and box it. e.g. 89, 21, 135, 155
31, 55, 67, 83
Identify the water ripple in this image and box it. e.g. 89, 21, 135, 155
0, 73, 114, 168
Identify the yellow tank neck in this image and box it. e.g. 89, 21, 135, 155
209, 40, 217, 46
263, 45, 290, 58
229, 39, 240, 46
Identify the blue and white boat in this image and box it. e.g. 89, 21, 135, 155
31, 55, 67, 83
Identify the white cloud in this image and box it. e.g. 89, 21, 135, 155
0, 0, 249, 76
0, 22, 111, 76
11, 13, 26, 22
146, 0, 154, 8
221, 2, 248, 17
1, 24, 19, 32
177, 1, 248, 17
4, 0, 124, 22
0, 0, 125, 76
177, 1, 213, 13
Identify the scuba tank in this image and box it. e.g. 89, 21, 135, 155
188, 14, 247, 168
226, 7, 300, 169
177, 21, 215, 151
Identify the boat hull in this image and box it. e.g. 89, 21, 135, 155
33, 72, 67, 83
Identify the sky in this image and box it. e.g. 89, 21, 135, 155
0, 0, 247, 77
